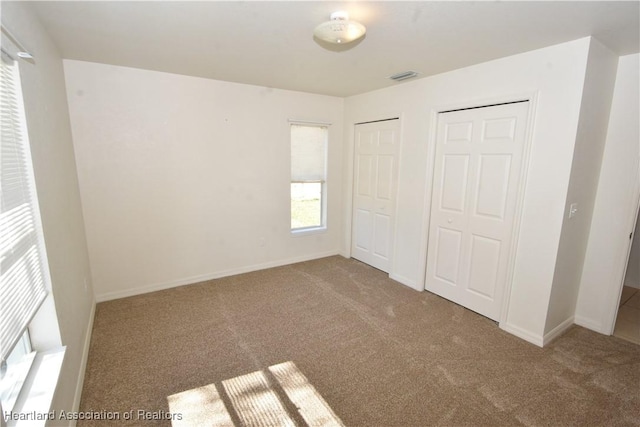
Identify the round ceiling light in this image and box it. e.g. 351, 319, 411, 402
313, 11, 366, 44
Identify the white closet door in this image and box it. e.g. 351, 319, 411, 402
352, 120, 400, 272
425, 102, 529, 320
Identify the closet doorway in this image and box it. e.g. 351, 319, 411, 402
613, 204, 640, 344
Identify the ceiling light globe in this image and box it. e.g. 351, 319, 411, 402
314, 12, 366, 44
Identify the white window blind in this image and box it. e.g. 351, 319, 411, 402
0, 53, 48, 362
291, 124, 327, 182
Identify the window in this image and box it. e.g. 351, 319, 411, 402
290, 124, 327, 231
0, 50, 47, 372
0, 331, 33, 414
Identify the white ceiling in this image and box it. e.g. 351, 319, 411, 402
28, 1, 640, 97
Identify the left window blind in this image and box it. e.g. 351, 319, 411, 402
0, 52, 48, 362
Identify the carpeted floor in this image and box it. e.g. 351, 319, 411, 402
78, 256, 640, 426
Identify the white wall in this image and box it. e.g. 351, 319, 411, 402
63, 61, 344, 301
344, 38, 593, 345
545, 39, 618, 338
1, 2, 96, 421
576, 53, 640, 333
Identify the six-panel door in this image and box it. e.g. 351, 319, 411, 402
351, 120, 400, 273
425, 102, 529, 321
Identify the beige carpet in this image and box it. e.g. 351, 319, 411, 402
78, 256, 640, 426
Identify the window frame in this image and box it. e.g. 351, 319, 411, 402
0, 50, 49, 365
1, 331, 34, 415
0, 34, 65, 424
289, 122, 329, 234
290, 180, 326, 233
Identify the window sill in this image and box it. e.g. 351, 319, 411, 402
291, 226, 327, 237
3, 347, 66, 427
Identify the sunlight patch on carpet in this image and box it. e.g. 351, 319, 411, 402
167, 361, 344, 427
223, 370, 295, 426
269, 361, 344, 427
167, 383, 233, 427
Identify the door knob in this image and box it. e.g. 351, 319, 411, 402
448, 218, 453, 223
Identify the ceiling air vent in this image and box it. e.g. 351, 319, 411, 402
388, 70, 420, 81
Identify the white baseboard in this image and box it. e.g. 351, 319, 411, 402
543, 316, 574, 346
71, 300, 95, 416
499, 322, 544, 347
500, 317, 577, 348
389, 273, 422, 291
574, 314, 609, 335
96, 251, 340, 302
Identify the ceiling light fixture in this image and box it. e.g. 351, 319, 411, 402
314, 11, 366, 44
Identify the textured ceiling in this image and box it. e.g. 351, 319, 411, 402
27, 1, 640, 97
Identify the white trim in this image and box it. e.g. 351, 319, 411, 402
69, 300, 95, 423
349, 110, 405, 127
95, 251, 340, 302
388, 115, 404, 283
604, 189, 640, 335
499, 322, 544, 347
389, 273, 421, 291
499, 92, 539, 324
288, 119, 332, 127
354, 117, 401, 126
419, 92, 539, 331
342, 123, 355, 260
344, 110, 405, 262
574, 314, 607, 335
417, 108, 440, 292
423, 93, 533, 117
348, 115, 403, 277
542, 316, 574, 346
0, 56, 55, 361
0, 25, 32, 60
5, 347, 66, 427
290, 226, 327, 237
290, 124, 329, 232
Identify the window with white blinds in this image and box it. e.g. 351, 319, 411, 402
290, 124, 327, 231
0, 53, 48, 362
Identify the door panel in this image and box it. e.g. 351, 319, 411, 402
445, 121, 473, 143
475, 154, 511, 219
467, 235, 501, 298
373, 213, 391, 257
441, 155, 470, 212
356, 155, 373, 196
482, 117, 517, 140
352, 120, 400, 272
434, 227, 463, 285
425, 102, 529, 320
376, 155, 394, 200
358, 130, 376, 149
379, 129, 397, 146
354, 209, 371, 251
